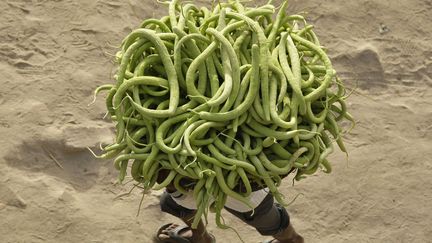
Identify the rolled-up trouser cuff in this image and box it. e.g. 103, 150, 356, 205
225, 193, 290, 236
159, 191, 196, 219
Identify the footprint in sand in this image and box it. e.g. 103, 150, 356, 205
333, 44, 386, 90
3, 124, 115, 191
0, 184, 27, 209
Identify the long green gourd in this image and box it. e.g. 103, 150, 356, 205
92, 0, 354, 230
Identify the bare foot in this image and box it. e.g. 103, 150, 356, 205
156, 223, 214, 243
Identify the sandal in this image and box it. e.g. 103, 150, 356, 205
154, 223, 216, 243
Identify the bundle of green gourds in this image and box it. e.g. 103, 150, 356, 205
93, 0, 354, 228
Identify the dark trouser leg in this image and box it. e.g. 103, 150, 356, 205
224, 193, 290, 236
226, 193, 304, 242
159, 191, 196, 219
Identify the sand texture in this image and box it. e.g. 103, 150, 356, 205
0, 0, 431, 242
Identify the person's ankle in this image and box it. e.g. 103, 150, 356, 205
192, 232, 213, 243
287, 234, 304, 243
274, 224, 304, 243
275, 235, 304, 243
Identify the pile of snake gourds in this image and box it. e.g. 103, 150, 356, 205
94, 0, 354, 228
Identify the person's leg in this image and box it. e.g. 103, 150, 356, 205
271, 224, 304, 243
225, 193, 304, 243
157, 191, 214, 243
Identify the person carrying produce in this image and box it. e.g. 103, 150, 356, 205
93, 0, 353, 242
155, 169, 304, 243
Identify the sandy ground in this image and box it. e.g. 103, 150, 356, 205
1, 0, 431, 242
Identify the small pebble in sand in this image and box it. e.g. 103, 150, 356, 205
379, 23, 390, 34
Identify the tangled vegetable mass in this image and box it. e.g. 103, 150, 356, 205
93, 0, 354, 229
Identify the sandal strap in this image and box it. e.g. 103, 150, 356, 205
156, 223, 216, 243
168, 225, 192, 243
156, 223, 192, 243
157, 223, 174, 235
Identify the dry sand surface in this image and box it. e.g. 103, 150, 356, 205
1, 0, 431, 242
